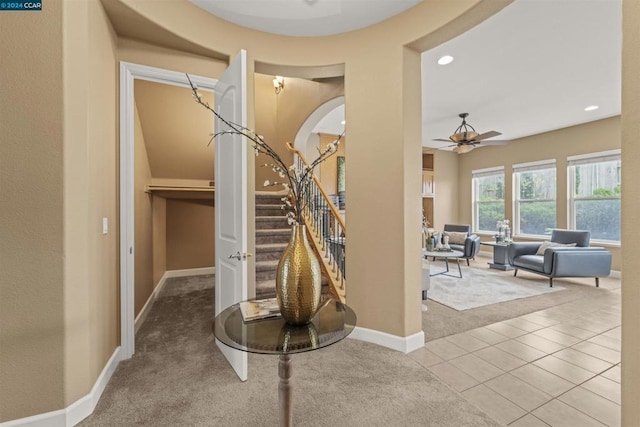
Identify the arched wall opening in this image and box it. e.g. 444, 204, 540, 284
294, 95, 345, 161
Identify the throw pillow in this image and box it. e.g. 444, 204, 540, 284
444, 231, 467, 245
535, 241, 577, 255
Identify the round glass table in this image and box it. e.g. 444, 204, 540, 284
214, 297, 356, 426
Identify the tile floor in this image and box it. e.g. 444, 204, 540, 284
410, 279, 621, 426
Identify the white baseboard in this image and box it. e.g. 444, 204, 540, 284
609, 270, 621, 279
349, 327, 424, 353
134, 267, 215, 332
1, 347, 122, 427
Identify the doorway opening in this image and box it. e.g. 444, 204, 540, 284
119, 62, 217, 359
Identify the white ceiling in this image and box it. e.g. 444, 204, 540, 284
421, 0, 621, 149
189, 0, 421, 37
190, 0, 622, 149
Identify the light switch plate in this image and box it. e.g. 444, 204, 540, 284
102, 217, 108, 235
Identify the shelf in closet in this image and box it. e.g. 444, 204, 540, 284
145, 185, 215, 200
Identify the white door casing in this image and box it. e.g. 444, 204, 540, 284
119, 62, 217, 360
214, 50, 249, 381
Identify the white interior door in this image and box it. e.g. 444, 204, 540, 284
215, 50, 248, 381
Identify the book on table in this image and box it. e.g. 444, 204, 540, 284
239, 298, 281, 322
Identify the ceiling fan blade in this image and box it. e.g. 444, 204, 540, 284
433, 138, 453, 142
477, 139, 511, 146
472, 131, 502, 141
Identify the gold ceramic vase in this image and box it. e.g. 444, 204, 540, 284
276, 224, 322, 325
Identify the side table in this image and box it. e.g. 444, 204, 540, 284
214, 298, 357, 427
480, 241, 514, 270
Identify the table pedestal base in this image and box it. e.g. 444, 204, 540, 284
278, 354, 292, 427
486, 243, 514, 271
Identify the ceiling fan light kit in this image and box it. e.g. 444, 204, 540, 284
453, 144, 474, 154
450, 131, 479, 143
434, 112, 508, 154
451, 113, 476, 139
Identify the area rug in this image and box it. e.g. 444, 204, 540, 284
427, 264, 564, 311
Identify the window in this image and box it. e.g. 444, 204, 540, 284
568, 150, 621, 242
472, 167, 504, 232
513, 160, 556, 236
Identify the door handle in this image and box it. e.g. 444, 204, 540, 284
227, 251, 253, 261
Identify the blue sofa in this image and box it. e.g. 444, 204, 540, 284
507, 229, 612, 287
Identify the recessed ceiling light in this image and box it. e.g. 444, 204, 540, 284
585, 105, 599, 111
437, 55, 454, 65
341, 120, 346, 125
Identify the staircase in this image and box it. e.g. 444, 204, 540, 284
254, 192, 329, 299
255, 192, 290, 298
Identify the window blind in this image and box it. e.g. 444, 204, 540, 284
472, 166, 504, 179
567, 150, 621, 166
513, 159, 556, 173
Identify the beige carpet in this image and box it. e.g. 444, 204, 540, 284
423, 258, 620, 341
79, 274, 501, 427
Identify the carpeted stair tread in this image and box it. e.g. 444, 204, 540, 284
255, 216, 290, 229
256, 228, 291, 235
256, 204, 286, 215
255, 193, 287, 205
256, 229, 291, 245
256, 242, 289, 250
256, 279, 277, 298
256, 259, 279, 271
256, 215, 288, 220
256, 203, 284, 207
255, 242, 288, 261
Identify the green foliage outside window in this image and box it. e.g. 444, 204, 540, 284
476, 174, 504, 231
519, 201, 556, 235
572, 159, 621, 241
519, 170, 556, 199
478, 202, 504, 231
576, 199, 620, 240
591, 185, 621, 197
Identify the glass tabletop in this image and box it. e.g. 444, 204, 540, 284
422, 249, 464, 258
213, 298, 357, 355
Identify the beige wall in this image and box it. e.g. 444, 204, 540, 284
153, 197, 167, 285
134, 80, 215, 182
456, 117, 622, 270
622, 0, 640, 424
433, 150, 461, 230
318, 133, 347, 195
65, 0, 119, 407
119, 38, 227, 79
254, 74, 344, 189
0, 1, 65, 419
1, 0, 118, 420
346, 46, 424, 336
166, 199, 215, 270
134, 101, 155, 316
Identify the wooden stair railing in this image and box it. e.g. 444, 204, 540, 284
286, 142, 346, 303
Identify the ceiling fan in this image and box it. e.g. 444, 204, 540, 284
434, 113, 509, 154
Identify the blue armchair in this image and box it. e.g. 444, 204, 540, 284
442, 224, 481, 266
507, 229, 611, 287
